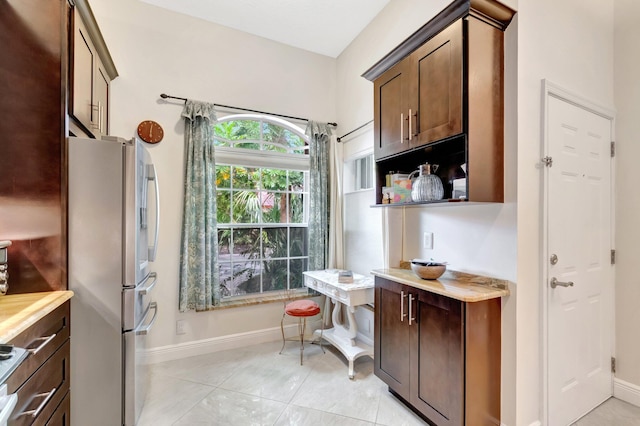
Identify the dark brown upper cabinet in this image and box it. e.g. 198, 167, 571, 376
410, 19, 463, 148
364, 0, 515, 205
69, 0, 118, 139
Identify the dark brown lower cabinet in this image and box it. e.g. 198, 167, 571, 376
375, 277, 501, 426
46, 392, 70, 426
7, 302, 71, 426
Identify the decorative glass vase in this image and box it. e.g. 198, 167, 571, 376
411, 163, 444, 202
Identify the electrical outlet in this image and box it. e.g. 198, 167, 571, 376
423, 232, 434, 249
176, 320, 187, 335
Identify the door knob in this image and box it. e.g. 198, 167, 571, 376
550, 277, 574, 288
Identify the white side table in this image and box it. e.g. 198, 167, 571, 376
303, 270, 374, 379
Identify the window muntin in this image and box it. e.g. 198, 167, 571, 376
213, 115, 309, 300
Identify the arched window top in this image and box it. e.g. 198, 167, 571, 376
213, 114, 309, 155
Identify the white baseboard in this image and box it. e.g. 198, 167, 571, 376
142, 324, 301, 365
614, 378, 640, 408
498, 420, 540, 426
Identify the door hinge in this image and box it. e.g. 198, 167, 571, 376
611, 249, 616, 265
541, 156, 553, 167
611, 141, 615, 157
611, 357, 616, 373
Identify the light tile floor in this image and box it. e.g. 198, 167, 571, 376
140, 340, 640, 426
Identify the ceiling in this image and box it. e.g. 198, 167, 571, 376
138, 0, 390, 58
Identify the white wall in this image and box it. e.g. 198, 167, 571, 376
516, 0, 614, 424
614, 0, 640, 388
89, 0, 336, 349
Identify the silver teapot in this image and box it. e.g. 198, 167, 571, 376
409, 163, 444, 202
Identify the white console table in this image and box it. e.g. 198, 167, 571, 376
303, 270, 374, 379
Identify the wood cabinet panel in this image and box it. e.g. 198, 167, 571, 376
411, 19, 463, 148
46, 391, 70, 426
374, 279, 411, 399
69, 4, 116, 138
467, 17, 504, 203
6, 301, 71, 426
374, 276, 501, 426
0, 0, 68, 294
411, 291, 463, 426
94, 59, 110, 136
374, 61, 410, 159
9, 340, 70, 426
71, 13, 94, 133
7, 302, 70, 393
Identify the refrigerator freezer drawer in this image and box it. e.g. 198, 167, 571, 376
122, 272, 157, 331
123, 302, 157, 426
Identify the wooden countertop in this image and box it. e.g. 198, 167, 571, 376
0, 291, 73, 342
371, 268, 510, 302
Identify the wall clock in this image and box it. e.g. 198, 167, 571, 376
137, 120, 164, 144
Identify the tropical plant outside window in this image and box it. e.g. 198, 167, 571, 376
214, 114, 309, 299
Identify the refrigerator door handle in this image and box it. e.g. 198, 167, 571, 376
135, 302, 158, 336
147, 163, 160, 261
139, 272, 158, 296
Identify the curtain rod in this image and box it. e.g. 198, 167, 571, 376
160, 93, 337, 127
337, 120, 373, 142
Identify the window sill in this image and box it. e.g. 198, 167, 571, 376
215, 289, 318, 310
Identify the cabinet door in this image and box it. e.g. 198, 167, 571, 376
410, 19, 463, 148
374, 59, 410, 159
71, 7, 95, 134
410, 290, 464, 426
374, 277, 411, 399
94, 57, 109, 137
46, 392, 70, 426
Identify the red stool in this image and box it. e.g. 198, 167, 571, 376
279, 299, 324, 365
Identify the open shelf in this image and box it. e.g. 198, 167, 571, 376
374, 135, 467, 205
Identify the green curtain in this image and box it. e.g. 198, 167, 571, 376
179, 100, 219, 311
306, 121, 332, 271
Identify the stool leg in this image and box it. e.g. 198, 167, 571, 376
299, 317, 306, 365
279, 313, 286, 355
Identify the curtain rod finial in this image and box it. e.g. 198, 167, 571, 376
160, 93, 168, 99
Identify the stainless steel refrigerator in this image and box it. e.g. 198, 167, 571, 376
68, 136, 160, 426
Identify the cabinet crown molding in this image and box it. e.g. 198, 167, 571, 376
74, 0, 118, 80
362, 0, 514, 82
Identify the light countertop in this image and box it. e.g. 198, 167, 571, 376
0, 291, 73, 343
371, 268, 510, 302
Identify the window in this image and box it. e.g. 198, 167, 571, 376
213, 114, 309, 299
344, 153, 374, 193
355, 155, 373, 191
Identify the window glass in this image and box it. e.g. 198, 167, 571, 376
214, 115, 309, 299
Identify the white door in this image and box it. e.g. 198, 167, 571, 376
547, 94, 614, 425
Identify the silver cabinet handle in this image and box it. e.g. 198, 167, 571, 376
400, 290, 407, 322
408, 109, 412, 141
550, 277, 574, 288
91, 103, 100, 129
27, 333, 57, 355
408, 294, 415, 326
98, 101, 103, 133
20, 388, 56, 418
400, 113, 404, 143
136, 302, 158, 336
